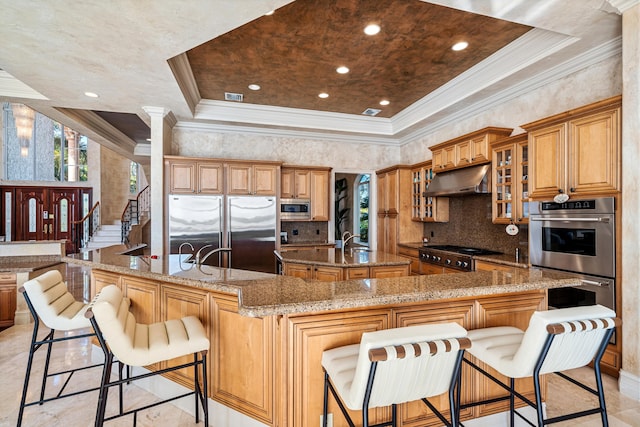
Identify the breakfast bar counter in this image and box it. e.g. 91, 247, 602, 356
63, 244, 582, 427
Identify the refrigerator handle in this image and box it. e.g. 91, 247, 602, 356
227, 230, 232, 267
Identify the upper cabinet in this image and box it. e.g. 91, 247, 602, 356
491, 133, 530, 224
166, 158, 223, 194
166, 156, 280, 196
429, 127, 513, 172
410, 161, 449, 222
227, 162, 279, 196
281, 166, 331, 221
522, 96, 621, 199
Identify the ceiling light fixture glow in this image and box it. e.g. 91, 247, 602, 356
364, 24, 381, 35
318, 93, 329, 98
265, 10, 274, 15
248, 84, 261, 90
84, 91, 99, 98
336, 66, 349, 74
452, 41, 469, 51
379, 100, 390, 106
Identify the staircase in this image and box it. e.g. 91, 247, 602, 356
84, 222, 123, 250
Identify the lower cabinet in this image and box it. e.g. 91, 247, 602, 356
0, 273, 16, 328
420, 263, 460, 275
284, 262, 409, 280
397, 246, 420, 274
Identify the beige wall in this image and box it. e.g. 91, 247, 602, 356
99, 144, 135, 224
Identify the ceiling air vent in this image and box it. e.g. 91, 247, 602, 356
362, 108, 381, 116
224, 92, 244, 102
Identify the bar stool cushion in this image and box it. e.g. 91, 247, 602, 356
21, 270, 91, 331
322, 322, 467, 410
90, 285, 209, 367
467, 304, 616, 379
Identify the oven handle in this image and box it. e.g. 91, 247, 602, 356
581, 279, 610, 287
530, 217, 610, 223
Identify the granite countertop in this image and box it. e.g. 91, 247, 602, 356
281, 242, 334, 248
474, 253, 530, 269
64, 244, 581, 318
0, 255, 63, 272
280, 248, 411, 267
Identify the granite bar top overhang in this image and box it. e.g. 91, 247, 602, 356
64, 244, 581, 318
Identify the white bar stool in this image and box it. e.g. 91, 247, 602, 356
17, 270, 105, 426
462, 304, 619, 426
86, 284, 210, 426
322, 322, 470, 427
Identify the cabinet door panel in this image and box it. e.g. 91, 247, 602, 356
294, 169, 311, 199
281, 169, 295, 198
161, 285, 210, 388
314, 265, 342, 281
213, 294, 275, 424
287, 310, 390, 427
529, 124, 565, 197
254, 165, 278, 195
227, 164, 252, 195
569, 108, 620, 194
169, 162, 196, 193
310, 170, 329, 220
197, 163, 223, 194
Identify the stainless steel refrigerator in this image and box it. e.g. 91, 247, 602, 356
168, 194, 277, 273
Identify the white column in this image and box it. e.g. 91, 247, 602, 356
614, 0, 640, 400
142, 106, 176, 255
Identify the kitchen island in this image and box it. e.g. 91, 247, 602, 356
281, 247, 411, 280
64, 244, 581, 427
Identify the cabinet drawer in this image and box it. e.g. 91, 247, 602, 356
346, 267, 369, 279
0, 273, 16, 284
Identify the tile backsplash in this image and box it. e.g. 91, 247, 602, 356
422, 194, 528, 258
281, 221, 329, 244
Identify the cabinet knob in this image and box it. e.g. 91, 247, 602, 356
558, 189, 564, 194
570, 187, 576, 193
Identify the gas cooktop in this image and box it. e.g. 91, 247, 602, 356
422, 245, 502, 256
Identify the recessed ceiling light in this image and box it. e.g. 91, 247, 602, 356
452, 41, 469, 51
146, 138, 151, 142
364, 24, 380, 36
336, 66, 349, 74
318, 93, 329, 99
265, 10, 274, 15
379, 100, 390, 106
248, 84, 261, 91
84, 91, 99, 98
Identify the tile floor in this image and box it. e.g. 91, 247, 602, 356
1, 265, 638, 426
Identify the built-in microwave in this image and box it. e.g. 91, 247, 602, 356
280, 198, 311, 220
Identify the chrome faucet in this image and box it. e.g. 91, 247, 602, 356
194, 244, 214, 264
178, 242, 194, 261
341, 231, 361, 259
198, 247, 232, 265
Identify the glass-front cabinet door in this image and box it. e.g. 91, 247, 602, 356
411, 161, 449, 223
491, 133, 529, 224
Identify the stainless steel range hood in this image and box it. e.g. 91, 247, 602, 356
423, 164, 491, 197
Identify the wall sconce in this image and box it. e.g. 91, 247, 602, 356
11, 103, 35, 157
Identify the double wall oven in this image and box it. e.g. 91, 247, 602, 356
529, 197, 616, 321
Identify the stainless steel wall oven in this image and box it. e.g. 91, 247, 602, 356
529, 197, 616, 338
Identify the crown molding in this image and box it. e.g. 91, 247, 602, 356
195, 99, 394, 135
174, 120, 400, 146
167, 53, 200, 115
0, 70, 48, 100
607, 0, 640, 13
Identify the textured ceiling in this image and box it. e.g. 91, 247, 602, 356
186, 0, 531, 118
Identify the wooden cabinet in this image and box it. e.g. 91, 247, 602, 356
376, 166, 422, 254
166, 158, 223, 194
283, 262, 343, 281
227, 162, 278, 195
0, 273, 16, 328
397, 246, 420, 274
369, 265, 410, 278
281, 166, 331, 221
522, 96, 621, 199
281, 168, 311, 199
420, 263, 460, 275
310, 169, 330, 221
475, 260, 521, 272
491, 133, 530, 224
430, 127, 513, 172
410, 161, 449, 223
212, 293, 275, 425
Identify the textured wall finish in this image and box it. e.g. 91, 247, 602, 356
100, 145, 134, 224
172, 130, 401, 171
